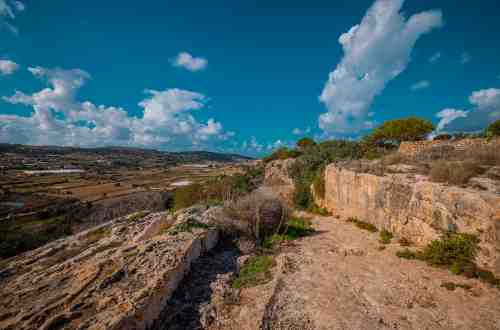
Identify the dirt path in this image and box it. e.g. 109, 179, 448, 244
262, 215, 500, 330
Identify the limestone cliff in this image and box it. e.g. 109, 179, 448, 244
316, 165, 500, 275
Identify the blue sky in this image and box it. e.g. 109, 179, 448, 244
1, 0, 499, 156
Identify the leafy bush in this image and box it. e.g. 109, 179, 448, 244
396, 233, 500, 288
419, 232, 479, 267
293, 183, 313, 210
347, 217, 378, 233
232, 255, 275, 288
379, 229, 393, 244
263, 147, 301, 163
262, 217, 314, 249
486, 119, 500, 138
296, 137, 316, 150
369, 117, 435, 145
312, 170, 325, 199
289, 140, 363, 209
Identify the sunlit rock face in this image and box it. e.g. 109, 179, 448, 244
0, 207, 219, 330
317, 165, 500, 275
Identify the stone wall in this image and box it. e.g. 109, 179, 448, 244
316, 165, 500, 275
398, 137, 500, 157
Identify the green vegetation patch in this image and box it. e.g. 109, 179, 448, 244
262, 217, 314, 249
379, 229, 393, 244
308, 204, 331, 216
167, 218, 212, 236
441, 282, 472, 291
82, 226, 112, 244
128, 210, 150, 222
232, 255, 275, 289
396, 233, 500, 289
347, 217, 378, 233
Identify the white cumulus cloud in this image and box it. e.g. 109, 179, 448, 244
0, 59, 19, 75
319, 0, 443, 134
435, 88, 500, 133
172, 52, 208, 72
292, 126, 311, 135
1, 66, 229, 150
410, 80, 430, 91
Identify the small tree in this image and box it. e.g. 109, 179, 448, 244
370, 117, 434, 145
296, 137, 316, 150
486, 120, 500, 138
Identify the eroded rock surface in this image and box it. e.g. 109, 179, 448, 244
316, 165, 500, 275
0, 207, 218, 330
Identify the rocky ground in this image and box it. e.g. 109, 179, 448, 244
169, 213, 500, 330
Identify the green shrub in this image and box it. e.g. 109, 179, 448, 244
440, 282, 471, 291
347, 217, 378, 233
167, 218, 212, 235
308, 204, 331, 216
232, 255, 275, 288
296, 137, 316, 150
263, 147, 301, 163
289, 140, 363, 209
379, 229, 393, 244
173, 183, 204, 210
486, 119, 500, 138
312, 171, 325, 199
293, 183, 313, 210
396, 248, 418, 259
419, 233, 479, 267
396, 233, 500, 288
369, 117, 435, 145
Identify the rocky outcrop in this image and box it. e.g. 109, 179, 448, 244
0, 206, 219, 330
263, 159, 296, 205
316, 165, 500, 275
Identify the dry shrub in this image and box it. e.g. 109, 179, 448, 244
430, 160, 482, 185
223, 190, 289, 244
464, 145, 500, 167
382, 152, 406, 166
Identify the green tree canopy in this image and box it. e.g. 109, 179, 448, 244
370, 117, 435, 145
486, 120, 500, 137
296, 137, 316, 150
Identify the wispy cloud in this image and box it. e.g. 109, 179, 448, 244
292, 126, 311, 136
172, 52, 208, 72
429, 52, 441, 64
410, 80, 430, 91
0, 59, 19, 75
435, 88, 500, 133
460, 52, 471, 64
0, 0, 25, 34
319, 0, 443, 134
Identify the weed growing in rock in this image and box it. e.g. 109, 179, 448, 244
308, 204, 331, 216
167, 219, 212, 235
379, 229, 393, 244
440, 282, 472, 291
396, 248, 418, 259
127, 210, 150, 222
347, 217, 378, 233
232, 255, 275, 289
262, 217, 314, 249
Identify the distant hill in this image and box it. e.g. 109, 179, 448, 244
0, 143, 253, 166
